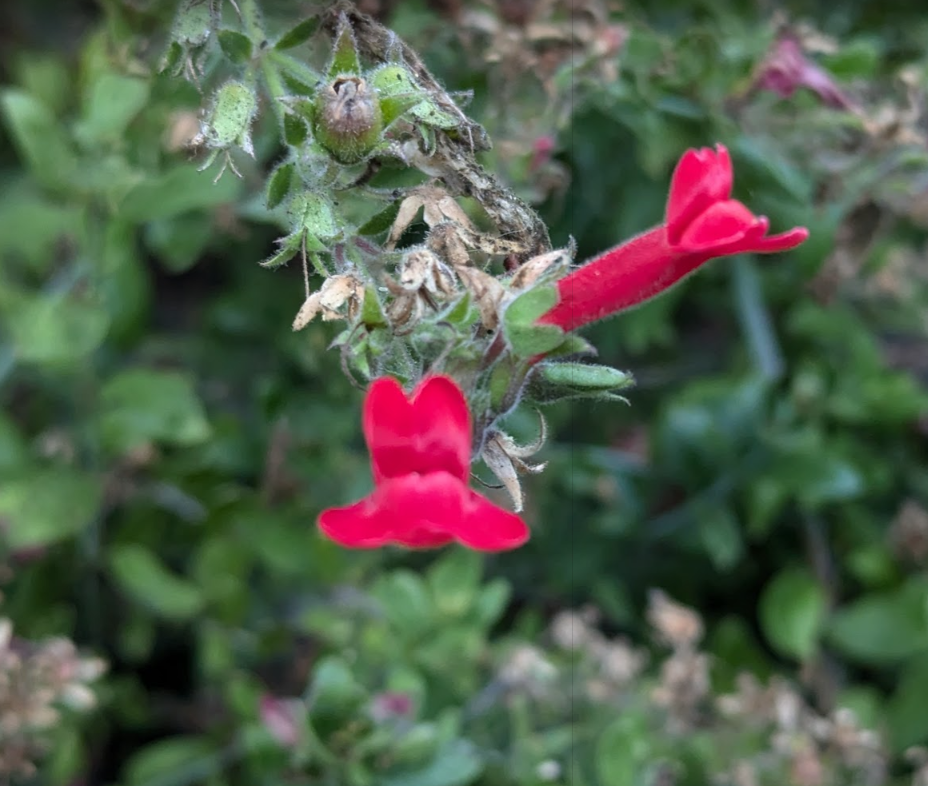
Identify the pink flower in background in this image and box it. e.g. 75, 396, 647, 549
754, 35, 853, 110
260, 695, 301, 748
537, 144, 809, 332
318, 376, 529, 552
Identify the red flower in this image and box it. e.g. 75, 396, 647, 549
753, 36, 854, 110
537, 144, 809, 332
318, 375, 529, 551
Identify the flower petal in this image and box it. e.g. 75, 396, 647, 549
318, 473, 528, 552
364, 376, 471, 483
665, 144, 733, 245
451, 491, 531, 552
676, 199, 758, 252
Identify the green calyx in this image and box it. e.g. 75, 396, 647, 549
311, 75, 383, 165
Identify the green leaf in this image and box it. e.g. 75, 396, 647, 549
357, 200, 400, 236
123, 736, 216, 786
283, 112, 308, 146
0, 89, 77, 189
473, 578, 511, 628
74, 73, 149, 146
217, 29, 253, 63
759, 567, 827, 661
118, 164, 243, 222
361, 287, 388, 328
259, 231, 302, 269
328, 17, 362, 77
108, 544, 205, 621
144, 212, 212, 274
275, 16, 321, 50
307, 656, 367, 733
888, 656, 928, 752
0, 469, 102, 549
2, 289, 110, 365
697, 505, 744, 572
427, 550, 482, 617
379, 739, 483, 786
266, 162, 295, 210
596, 713, 651, 786
0, 413, 27, 475
372, 571, 435, 637
503, 286, 565, 357
828, 579, 928, 664
98, 369, 210, 454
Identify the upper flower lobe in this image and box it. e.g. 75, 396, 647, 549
319, 376, 530, 552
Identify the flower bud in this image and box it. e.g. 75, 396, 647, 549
205, 80, 258, 157
312, 76, 383, 164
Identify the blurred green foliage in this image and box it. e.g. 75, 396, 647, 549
2, 0, 928, 784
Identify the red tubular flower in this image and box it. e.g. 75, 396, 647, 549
318, 375, 529, 552
537, 144, 809, 333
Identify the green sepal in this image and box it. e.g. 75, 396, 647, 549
361, 288, 388, 329
503, 285, 565, 357
327, 15, 361, 78
266, 162, 295, 210
357, 201, 400, 236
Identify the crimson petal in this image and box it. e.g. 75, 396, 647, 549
665, 144, 733, 245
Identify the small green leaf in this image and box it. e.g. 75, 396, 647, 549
503, 286, 565, 357
217, 29, 253, 63
357, 200, 400, 236
328, 16, 362, 77
108, 544, 205, 621
828, 579, 928, 664
596, 713, 651, 786
308, 656, 367, 732
275, 16, 321, 50
266, 162, 295, 210
259, 232, 303, 269
0, 469, 103, 549
428, 550, 482, 617
888, 656, 928, 752
759, 567, 827, 661
74, 73, 149, 146
361, 288, 387, 328
380, 739, 483, 786
118, 164, 243, 222
2, 290, 110, 365
372, 570, 434, 637
123, 737, 216, 786
473, 578, 511, 628
98, 369, 211, 454
283, 112, 308, 146
0, 89, 77, 189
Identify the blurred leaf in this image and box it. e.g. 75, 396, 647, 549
266, 162, 295, 210
74, 73, 149, 146
759, 567, 827, 661
372, 570, 434, 637
827, 579, 928, 664
108, 544, 205, 621
97, 369, 211, 454
118, 165, 243, 222
379, 739, 483, 786
307, 655, 367, 733
0, 89, 77, 189
888, 655, 928, 752
428, 549, 482, 617
123, 736, 216, 786
596, 713, 651, 786
0, 469, 102, 549
1, 289, 110, 365
697, 505, 744, 572
0, 413, 27, 475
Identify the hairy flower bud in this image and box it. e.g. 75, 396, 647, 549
312, 76, 383, 164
